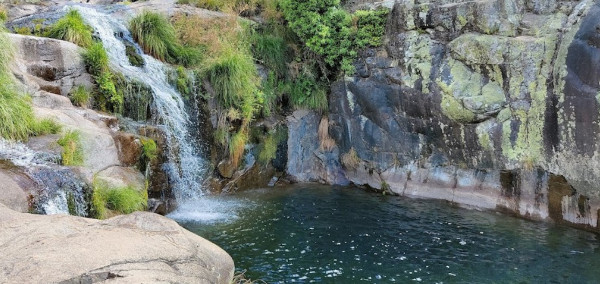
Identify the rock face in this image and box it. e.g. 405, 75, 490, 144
3, 34, 149, 215
0, 203, 234, 284
288, 0, 600, 231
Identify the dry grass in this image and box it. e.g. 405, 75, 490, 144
172, 13, 240, 60
318, 116, 335, 151
341, 147, 360, 169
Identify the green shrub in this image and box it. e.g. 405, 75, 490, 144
354, 8, 389, 48
47, 9, 93, 47
287, 74, 328, 112
14, 26, 31, 35
280, 0, 356, 73
91, 180, 147, 219
57, 130, 84, 166
70, 85, 91, 107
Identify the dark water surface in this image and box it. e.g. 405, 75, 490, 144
170, 185, 600, 283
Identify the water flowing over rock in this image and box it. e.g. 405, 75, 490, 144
73, 6, 209, 200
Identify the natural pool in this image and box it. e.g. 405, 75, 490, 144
169, 185, 600, 283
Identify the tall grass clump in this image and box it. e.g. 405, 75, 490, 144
252, 32, 288, 77
129, 11, 200, 66
47, 9, 93, 48
91, 179, 147, 219
205, 48, 259, 109
0, 27, 60, 140
82, 42, 123, 113
57, 130, 84, 166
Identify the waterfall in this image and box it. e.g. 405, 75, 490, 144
73, 6, 208, 200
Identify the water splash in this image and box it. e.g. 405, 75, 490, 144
73, 6, 208, 200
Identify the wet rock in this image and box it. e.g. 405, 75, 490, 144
113, 132, 143, 167
0, 203, 234, 284
217, 159, 235, 179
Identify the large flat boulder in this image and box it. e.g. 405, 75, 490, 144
0, 203, 234, 283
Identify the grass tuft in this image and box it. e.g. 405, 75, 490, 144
47, 9, 93, 47
205, 48, 259, 109
91, 179, 147, 219
57, 130, 84, 166
229, 129, 248, 168
341, 147, 360, 170
129, 11, 201, 67
70, 85, 91, 108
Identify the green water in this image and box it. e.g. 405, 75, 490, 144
170, 185, 600, 283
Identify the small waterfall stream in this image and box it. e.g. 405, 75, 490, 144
74, 6, 208, 200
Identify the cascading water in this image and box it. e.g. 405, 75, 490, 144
0, 140, 88, 216
72, 6, 208, 200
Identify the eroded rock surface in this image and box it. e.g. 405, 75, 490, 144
0, 203, 234, 284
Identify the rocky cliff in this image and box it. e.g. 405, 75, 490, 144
288, 0, 600, 232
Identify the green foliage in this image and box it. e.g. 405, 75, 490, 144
252, 31, 288, 77
287, 74, 328, 111
33, 119, 61, 136
83, 42, 110, 75
279, 0, 356, 73
125, 44, 144, 67
258, 129, 283, 165
57, 130, 84, 166
91, 180, 147, 219
0, 8, 7, 22
83, 42, 123, 113
129, 11, 200, 67
354, 8, 389, 48
279, 1, 389, 74
140, 137, 158, 162
205, 48, 259, 109
47, 9, 93, 47
14, 26, 31, 35
70, 85, 91, 107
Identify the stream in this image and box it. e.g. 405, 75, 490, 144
171, 185, 600, 283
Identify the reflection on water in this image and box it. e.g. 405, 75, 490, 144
171, 185, 600, 283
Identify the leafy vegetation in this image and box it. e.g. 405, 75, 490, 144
47, 9, 93, 47
279, 1, 389, 73
141, 137, 158, 163
125, 44, 144, 67
57, 130, 84, 166
70, 85, 91, 107
91, 179, 147, 219
82, 42, 123, 113
354, 8, 389, 48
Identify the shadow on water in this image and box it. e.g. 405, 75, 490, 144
171, 185, 600, 283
